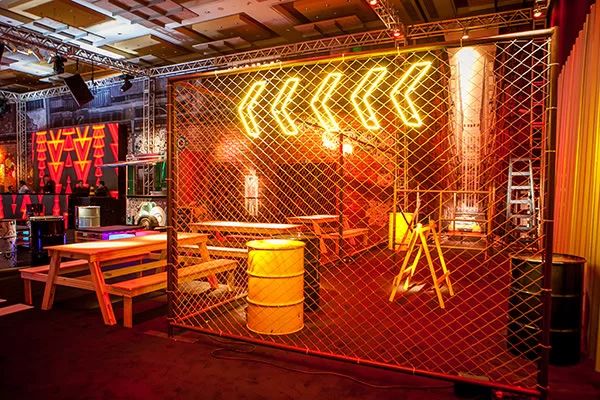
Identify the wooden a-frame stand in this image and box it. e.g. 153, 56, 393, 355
389, 221, 454, 309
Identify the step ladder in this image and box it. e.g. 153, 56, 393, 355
506, 158, 537, 236
389, 221, 454, 309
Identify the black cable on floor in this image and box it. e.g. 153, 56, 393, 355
207, 337, 454, 391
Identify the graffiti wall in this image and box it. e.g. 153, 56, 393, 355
32, 123, 121, 195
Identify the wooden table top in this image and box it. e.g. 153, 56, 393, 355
287, 215, 339, 223
191, 221, 302, 235
46, 232, 207, 257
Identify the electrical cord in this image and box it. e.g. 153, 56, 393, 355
207, 337, 454, 391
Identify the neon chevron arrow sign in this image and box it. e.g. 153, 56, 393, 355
236, 60, 432, 138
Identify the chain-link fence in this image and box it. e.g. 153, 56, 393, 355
167, 35, 553, 395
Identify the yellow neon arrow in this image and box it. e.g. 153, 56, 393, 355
351, 66, 387, 130
271, 78, 300, 136
390, 61, 432, 127
310, 72, 343, 132
238, 80, 266, 138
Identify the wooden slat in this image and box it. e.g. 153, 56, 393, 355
54, 276, 95, 291
102, 260, 167, 279
321, 228, 369, 239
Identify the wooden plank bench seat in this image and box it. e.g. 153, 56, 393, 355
320, 227, 369, 239
207, 246, 248, 259
180, 244, 248, 259
20, 255, 153, 305
319, 228, 369, 256
21, 260, 89, 305
109, 258, 238, 328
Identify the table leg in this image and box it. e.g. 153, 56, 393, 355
41, 251, 61, 310
88, 260, 117, 325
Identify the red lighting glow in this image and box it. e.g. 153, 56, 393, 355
32, 123, 120, 193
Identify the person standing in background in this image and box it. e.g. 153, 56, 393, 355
18, 180, 30, 194
94, 180, 109, 197
42, 174, 55, 194
73, 180, 90, 196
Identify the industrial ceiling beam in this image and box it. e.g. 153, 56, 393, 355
368, 0, 403, 33
3, 8, 536, 100
0, 22, 147, 76
0, 90, 21, 102
149, 7, 534, 78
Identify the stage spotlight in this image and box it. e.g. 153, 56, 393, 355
120, 75, 133, 92
392, 28, 402, 39
533, 6, 542, 18
461, 29, 469, 40
368, 0, 378, 5
53, 55, 66, 74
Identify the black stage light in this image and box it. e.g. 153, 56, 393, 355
53, 55, 66, 74
120, 75, 133, 92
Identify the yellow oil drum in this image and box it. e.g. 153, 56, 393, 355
388, 212, 413, 250
246, 239, 305, 335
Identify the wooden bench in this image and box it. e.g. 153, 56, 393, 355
20, 256, 162, 306
181, 244, 248, 259
21, 260, 89, 305
109, 258, 237, 328
318, 227, 369, 255
207, 246, 248, 259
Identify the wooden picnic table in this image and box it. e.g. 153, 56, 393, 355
287, 214, 368, 258
191, 221, 302, 236
41, 232, 208, 326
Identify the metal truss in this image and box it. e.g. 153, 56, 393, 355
149, 29, 394, 77
405, 8, 534, 40
16, 101, 27, 182
370, 0, 403, 33
142, 77, 156, 154
149, 8, 533, 78
0, 22, 146, 76
16, 75, 145, 102
3, 8, 534, 98
0, 90, 21, 102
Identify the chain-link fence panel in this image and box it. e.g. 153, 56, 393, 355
167, 37, 552, 394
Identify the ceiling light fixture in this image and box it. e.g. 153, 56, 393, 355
120, 74, 133, 92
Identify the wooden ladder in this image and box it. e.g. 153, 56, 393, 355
389, 221, 454, 309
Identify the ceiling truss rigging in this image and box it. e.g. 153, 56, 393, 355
0, 7, 536, 102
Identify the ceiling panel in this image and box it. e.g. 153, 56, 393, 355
22, 0, 113, 28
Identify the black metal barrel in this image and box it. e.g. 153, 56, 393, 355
30, 216, 66, 265
277, 233, 321, 311
508, 253, 585, 365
